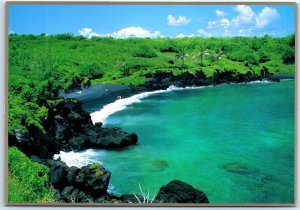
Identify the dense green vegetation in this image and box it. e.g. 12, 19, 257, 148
8, 33, 295, 134
8, 147, 55, 203
8, 34, 295, 203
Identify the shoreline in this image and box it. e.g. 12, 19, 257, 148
90, 85, 212, 125
78, 79, 291, 127
9, 69, 293, 204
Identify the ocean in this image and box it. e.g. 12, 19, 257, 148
58, 80, 294, 203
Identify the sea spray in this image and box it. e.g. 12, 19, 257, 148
90, 85, 211, 125
54, 149, 104, 168
245, 79, 272, 84
54, 149, 115, 193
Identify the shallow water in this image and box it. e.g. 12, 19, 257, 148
60, 80, 295, 203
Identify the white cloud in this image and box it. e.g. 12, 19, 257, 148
167, 15, 191, 26
89, 32, 101, 37
216, 9, 226, 17
255, 7, 279, 28
197, 29, 212, 37
111, 27, 161, 38
200, 5, 280, 37
232, 5, 256, 26
78, 27, 162, 39
78, 28, 93, 37
207, 21, 218, 29
176, 33, 196, 38
176, 33, 185, 38
220, 18, 230, 28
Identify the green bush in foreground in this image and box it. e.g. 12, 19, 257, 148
8, 147, 55, 203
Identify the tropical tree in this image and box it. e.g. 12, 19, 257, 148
214, 48, 224, 61
176, 47, 189, 68
192, 46, 209, 66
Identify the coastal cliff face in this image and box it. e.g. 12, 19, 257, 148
9, 98, 138, 159
139, 68, 279, 91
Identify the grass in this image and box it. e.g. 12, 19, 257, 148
8, 147, 55, 203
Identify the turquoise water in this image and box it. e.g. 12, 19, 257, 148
95, 81, 294, 203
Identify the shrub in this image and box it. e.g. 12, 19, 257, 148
259, 53, 270, 63
56, 33, 74, 40
78, 63, 103, 76
282, 46, 295, 64
227, 49, 259, 65
244, 53, 259, 65
133, 45, 157, 58
8, 147, 55, 203
69, 44, 78, 49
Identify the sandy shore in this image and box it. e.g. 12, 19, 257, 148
59, 84, 135, 113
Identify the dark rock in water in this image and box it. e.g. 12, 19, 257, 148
94, 122, 103, 129
222, 162, 258, 175
66, 166, 80, 185
75, 163, 111, 197
44, 156, 210, 204
83, 124, 99, 138
68, 134, 90, 152
49, 161, 68, 189
92, 128, 138, 149
145, 159, 169, 172
155, 180, 209, 203
47, 160, 113, 203
61, 186, 75, 198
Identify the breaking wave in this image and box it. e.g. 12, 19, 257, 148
90, 85, 211, 125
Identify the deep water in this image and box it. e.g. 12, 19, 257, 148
60, 80, 294, 204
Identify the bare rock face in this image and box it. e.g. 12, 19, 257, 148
75, 163, 111, 197
9, 98, 138, 158
47, 161, 112, 203
49, 161, 68, 189
140, 69, 279, 91
155, 180, 209, 203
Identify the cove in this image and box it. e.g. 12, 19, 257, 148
59, 80, 294, 203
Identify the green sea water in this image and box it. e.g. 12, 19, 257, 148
96, 81, 294, 203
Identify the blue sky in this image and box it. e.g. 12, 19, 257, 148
9, 4, 295, 38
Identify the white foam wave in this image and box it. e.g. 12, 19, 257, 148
90, 85, 210, 125
246, 79, 272, 84
53, 149, 103, 168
